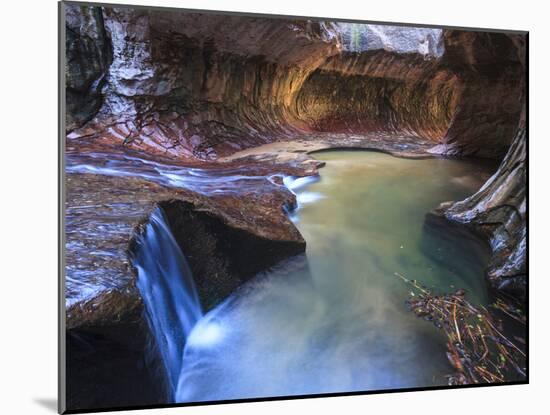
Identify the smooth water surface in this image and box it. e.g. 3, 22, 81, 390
173, 151, 495, 401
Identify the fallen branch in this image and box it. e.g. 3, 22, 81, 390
394, 272, 526, 385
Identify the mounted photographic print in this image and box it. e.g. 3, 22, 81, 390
59, 1, 528, 413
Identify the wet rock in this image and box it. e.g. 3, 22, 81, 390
65, 158, 305, 409
64, 172, 195, 315
440, 34, 527, 302
66, 288, 142, 330
337, 23, 444, 57
66, 9, 525, 163
62, 6, 528, 407
442, 127, 527, 302
156, 198, 305, 311
65, 154, 306, 329
65, 4, 112, 131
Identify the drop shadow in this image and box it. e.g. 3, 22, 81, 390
34, 398, 57, 412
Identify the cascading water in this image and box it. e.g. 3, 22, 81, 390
128, 152, 494, 403
282, 175, 322, 222
132, 207, 203, 399
171, 151, 494, 402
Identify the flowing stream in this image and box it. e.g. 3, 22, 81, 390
135, 151, 496, 402
66, 152, 279, 196
132, 208, 203, 396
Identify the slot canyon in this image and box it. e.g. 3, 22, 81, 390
63, 4, 526, 411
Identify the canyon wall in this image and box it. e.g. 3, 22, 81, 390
443, 34, 527, 301
63, 6, 527, 408
294, 51, 461, 141
443, 127, 526, 301
65, 5, 112, 131
64, 4, 527, 300
432, 31, 525, 158
66, 5, 525, 161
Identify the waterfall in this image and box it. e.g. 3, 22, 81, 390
282, 175, 322, 222
132, 207, 203, 398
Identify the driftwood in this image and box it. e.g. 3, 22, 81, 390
395, 272, 526, 385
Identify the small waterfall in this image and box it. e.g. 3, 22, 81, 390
282, 175, 322, 222
132, 207, 203, 398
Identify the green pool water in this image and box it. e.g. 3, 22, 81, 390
297, 151, 494, 306
175, 151, 496, 402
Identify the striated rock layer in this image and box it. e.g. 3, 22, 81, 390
441, 34, 527, 302
66, 5, 525, 161
65, 5, 112, 131
442, 128, 526, 302
63, 4, 527, 409
64, 161, 306, 409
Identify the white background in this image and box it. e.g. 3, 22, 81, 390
0, 0, 546, 413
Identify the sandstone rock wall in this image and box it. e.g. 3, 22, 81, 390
442, 34, 527, 301
63, 8, 527, 407
444, 127, 526, 301
66, 7, 525, 161
295, 51, 460, 140
63, 5, 527, 304
336, 23, 444, 56
65, 4, 112, 131
430, 31, 525, 158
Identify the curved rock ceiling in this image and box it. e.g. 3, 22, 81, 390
66, 5, 525, 161
63, 9, 527, 407
64, 4, 527, 302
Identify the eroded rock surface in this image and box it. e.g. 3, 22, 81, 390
65, 7, 525, 162
62, 4, 527, 408
64, 153, 307, 408
441, 36, 527, 302
65, 153, 308, 330
428, 31, 525, 159
65, 4, 112, 131
336, 23, 444, 56
442, 128, 526, 301
63, 1, 527, 339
